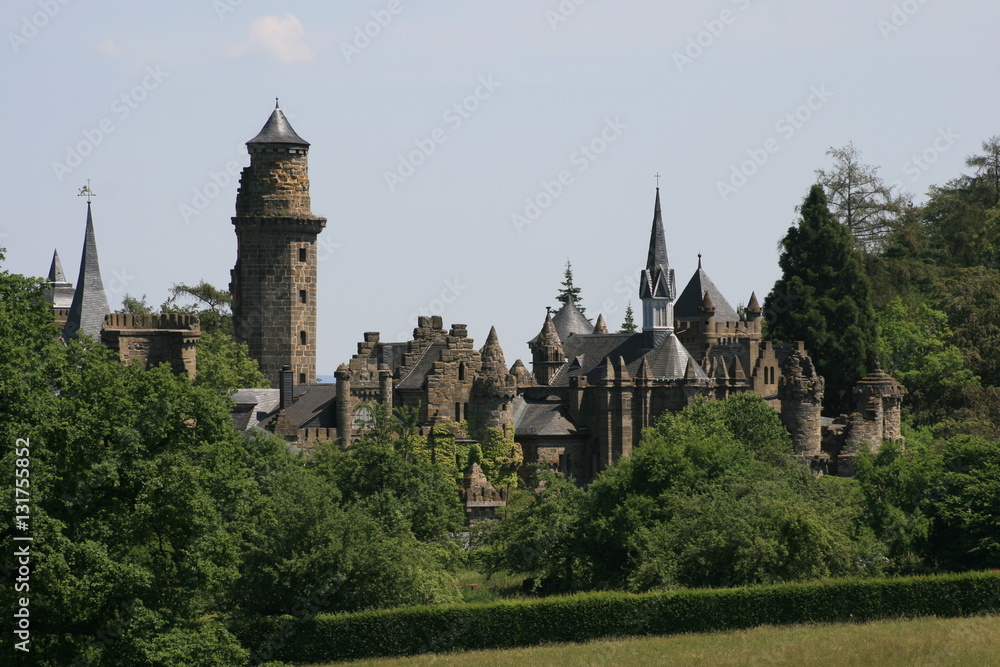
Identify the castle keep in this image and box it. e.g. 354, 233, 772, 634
230, 101, 327, 387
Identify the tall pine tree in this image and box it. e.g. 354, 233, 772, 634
556, 259, 585, 313
764, 184, 878, 414
619, 301, 637, 333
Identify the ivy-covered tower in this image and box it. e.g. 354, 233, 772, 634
230, 101, 327, 387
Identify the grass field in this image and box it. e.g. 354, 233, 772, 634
307, 614, 1000, 666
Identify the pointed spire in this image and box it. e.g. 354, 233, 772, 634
480, 326, 510, 380
714, 355, 729, 379
642, 188, 671, 295
600, 356, 616, 382
538, 312, 561, 348
48, 250, 67, 283
636, 355, 653, 381
684, 357, 699, 380
593, 314, 608, 334
63, 202, 110, 340
746, 291, 762, 315
247, 101, 309, 146
700, 290, 715, 313
617, 356, 631, 383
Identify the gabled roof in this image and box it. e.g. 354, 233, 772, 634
548, 332, 709, 386
256, 384, 338, 430
397, 342, 447, 391
230, 388, 281, 431
247, 100, 309, 146
674, 258, 740, 322
63, 203, 110, 340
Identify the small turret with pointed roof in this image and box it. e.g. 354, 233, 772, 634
479, 326, 513, 384
745, 291, 762, 319
593, 314, 608, 334
44, 249, 75, 310
531, 311, 566, 385
700, 290, 715, 313
246, 99, 310, 148
639, 187, 676, 342
63, 202, 110, 340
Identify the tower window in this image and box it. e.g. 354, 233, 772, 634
300, 331, 307, 345
299, 289, 307, 304
299, 372, 306, 384
298, 248, 307, 262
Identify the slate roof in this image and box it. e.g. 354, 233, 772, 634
640, 188, 676, 301
256, 383, 338, 429
44, 249, 75, 309
548, 332, 709, 386
675, 259, 740, 322
230, 388, 280, 431
529, 299, 593, 345
513, 395, 589, 437
247, 101, 309, 146
397, 342, 447, 391
63, 203, 110, 340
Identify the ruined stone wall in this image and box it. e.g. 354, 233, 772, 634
101, 313, 200, 379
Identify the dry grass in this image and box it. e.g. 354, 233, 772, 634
309, 614, 1000, 667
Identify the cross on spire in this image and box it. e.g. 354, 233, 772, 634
78, 180, 96, 203
654, 172, 661, 189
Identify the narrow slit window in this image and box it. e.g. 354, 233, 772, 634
298, 247, 307, 262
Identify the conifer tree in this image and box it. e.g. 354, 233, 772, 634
764, 184, 878, 414
556, 259, 584, 313
620, 301, 637, 333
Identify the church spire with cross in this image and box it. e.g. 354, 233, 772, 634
639, 180, 676, 343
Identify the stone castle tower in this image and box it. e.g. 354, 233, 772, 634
230, 102, 327, 387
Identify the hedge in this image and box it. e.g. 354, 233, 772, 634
235, 570, 1000, 664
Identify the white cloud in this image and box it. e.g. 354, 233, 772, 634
95, 37, 122, 58
230, 14, 315, 64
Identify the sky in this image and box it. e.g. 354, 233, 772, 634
3, 0, 999, 378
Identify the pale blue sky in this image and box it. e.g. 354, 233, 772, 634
3, 0, 998, 376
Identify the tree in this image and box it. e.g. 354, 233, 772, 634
556, 259, 584, 313
619, 302, 637, 333
165, 280, 234, 335
815, 142, 912, 252
764, 184, 878, 414
194, 330, 269, 394
965, 134, 1000, 206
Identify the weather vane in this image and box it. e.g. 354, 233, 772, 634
654, 172, 661, 188
78, 180, 96, 203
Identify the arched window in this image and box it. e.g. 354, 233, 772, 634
458, 362, 466, 381
352, 406, 372, 429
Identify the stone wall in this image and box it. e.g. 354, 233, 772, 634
231, 145, 326, 388
100, 313, 200, 379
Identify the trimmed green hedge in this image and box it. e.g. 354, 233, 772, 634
235, 571, 1000, 664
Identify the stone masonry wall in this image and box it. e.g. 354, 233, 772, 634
101, 313, 200, 379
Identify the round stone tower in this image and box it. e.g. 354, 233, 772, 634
230, 101, 327, 387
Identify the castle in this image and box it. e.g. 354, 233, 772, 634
44, 103, 904, 484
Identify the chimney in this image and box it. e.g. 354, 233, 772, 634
280, 365, 294, 410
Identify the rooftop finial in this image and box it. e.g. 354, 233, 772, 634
654, 171, 661, 189
275, 97, 279, 109
698, 253, 702, 269
78, 179, 96, 204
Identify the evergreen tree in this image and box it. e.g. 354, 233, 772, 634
764, 184, 878, 414
619, 302, 637, 333
556, 259, 584, 313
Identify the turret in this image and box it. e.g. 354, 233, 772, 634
639, 187, 676, 348
530, 312, 565, 385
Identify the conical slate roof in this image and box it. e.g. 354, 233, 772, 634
640, 188, 675, 300
63, 203, 110, 340
247, 100, 309, 146
550, 297, 593, 341
44, 249, 75, 309
675, 257, 739, 322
